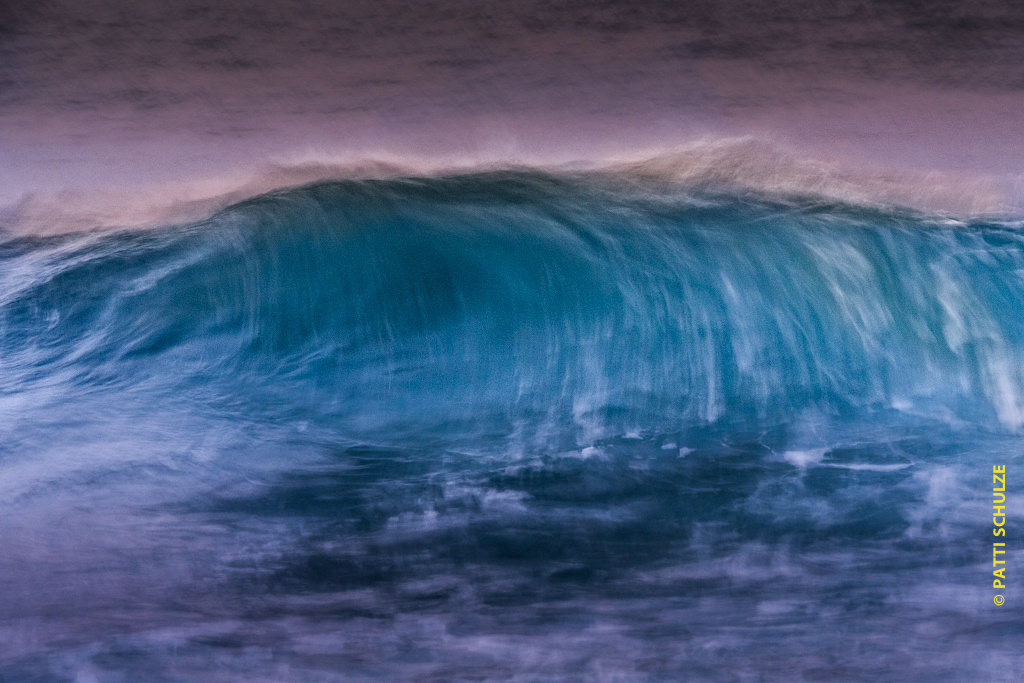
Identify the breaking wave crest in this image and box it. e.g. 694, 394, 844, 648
2, 138, 1018, 237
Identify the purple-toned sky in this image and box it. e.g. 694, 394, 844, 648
2, 0, 1023, 211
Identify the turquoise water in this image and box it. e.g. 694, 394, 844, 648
0, 171, 1021, 680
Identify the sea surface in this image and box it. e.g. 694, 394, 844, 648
0, 167, 1021, 680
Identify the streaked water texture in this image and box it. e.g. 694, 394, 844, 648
0, 171, 1021, 681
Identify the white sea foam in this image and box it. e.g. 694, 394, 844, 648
782, 448, 828, 469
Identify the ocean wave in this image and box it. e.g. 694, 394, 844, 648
3, 168, 1024, 451
3, 150, 1023, 682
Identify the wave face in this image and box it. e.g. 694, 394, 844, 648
1, 172, 1022, 681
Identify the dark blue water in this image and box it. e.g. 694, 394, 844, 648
0, 171, 1021, 681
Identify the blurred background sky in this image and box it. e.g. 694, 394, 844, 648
1, 0, 1023, 206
